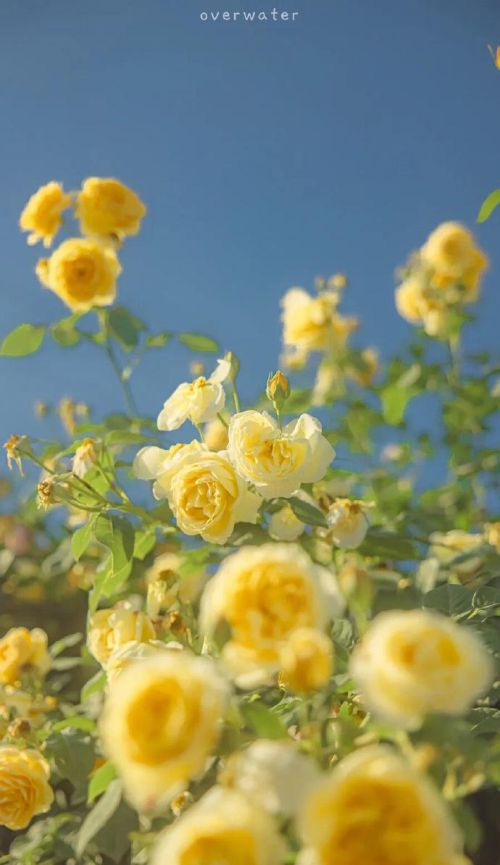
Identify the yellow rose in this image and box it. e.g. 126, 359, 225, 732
0, 627, 51, 686
100, 652, 228, 811
282, 288, 356, 353
134, 441, 261, 544
76, 177, 146, 238
87, 605, 156, 667
228, 410, 334, 499
395, 276, 427, 324
429, 530, 483, 577
200, 543, 344, 687
350, 609, 494, 729
151, 786, 285, 865
157, 376, 225, 431
279, 627, 334, 693
326, 498, 372, 549
298, 745, 466, 865
19, 181, 71, 248
0, 746, 53, 830
36, 237, 121, 312
146, 552, 205, 615
421, 222, 488, 300
268, 503, 305, 541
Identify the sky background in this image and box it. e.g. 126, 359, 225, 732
0, 0, 499, 448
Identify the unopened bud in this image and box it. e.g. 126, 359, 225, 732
266, 370, 290, 408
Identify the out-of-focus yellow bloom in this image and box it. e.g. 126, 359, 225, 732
19, 181, 71, 248
395, 275, 427, 323
350, 609, 494, 729
279, 627, 334, 693
151, 786, 285, 865
0, 686, 56, 729
106, 639, 181, 685
281, 288, 340, 353
36, 237, 121, 312
0, 747, 53, 830
87, 605, 156, 667
298, 745, 467, 865
429, 530, 483, 578
421, 222, 488, 301
72, 438, 98, 478
228, 410, 334, 499
146, 551, 205, 615
134, 441, 261, 544
200, 543, 343, 687
484, 521, 500, 553
268, 503, 305, 541
326, 498, 372, 549
204, 416, 229, 450
100, 652, 228, 811
0, 628, 51, 686
76, 177, 146, 239
328, 272, 348, 290
157, 375, 225, 431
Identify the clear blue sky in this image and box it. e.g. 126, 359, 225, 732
0, 0, 499, 444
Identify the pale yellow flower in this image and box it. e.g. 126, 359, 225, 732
157, 375, 225, 431
395, 275, 427, 324
134, 441, 261, 544
279, 627, 334, 693
87, 605, 156, 667
100, 652, 228, 811
269, 503, 305, 541
350, 609, 494, 729
36, 237, 121, 312
19, 181, 71, 247
151, 786, 285, 865
0, 747, 53, 831
326, 498, 371, 549
222, 740, 320, 818
72, 438, 98, 478
146, 551, 205, 615
200, 543, 343, 687
228, 410, 334, 499
421, 222, 488, 300
0, 628, 51, 686
282, 288, 355, 353
204, 417, 229, 450
429, 530, 483, 577
298, 745, 466, 865
76, 177, 146, 239
0, 686, 56, 728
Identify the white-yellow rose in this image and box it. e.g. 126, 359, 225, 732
298, 745, 466, 865
0, 747, 53, 831
157, 372, 225, 431
151, 786, 286, 865
326, 498, 371, 549
269, 503, 305, 541
134, 441, 261, 544
200, 543, 344, 687
100, 651, 228, 811
87, 604, 156, 667
282, 288, 356, 354
350, 609, 494, 729
228, 411, 334, 499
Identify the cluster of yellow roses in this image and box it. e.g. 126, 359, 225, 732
395, 222, 488, 338
19, 177, 146, 311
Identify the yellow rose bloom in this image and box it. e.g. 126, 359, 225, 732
19, 181, 71, 248
0, 746, 53, 830
326, 498, 371, 549
151, 786, 286, 865
36, 237, 121, 312
298, 745, 466, 865
146, 552, 205, 616
0, 627, 51, 686
134, 441, 261, 544
421, 222, 488, 300
76, 177, 146, 239
279, 627, 334, 693
157, 376, 225, 431
395, 276, 427, 324
200, 543, 344, 687
429, 530, 483, 577
228, 410, 334, 499
282, 288, 342, 353
350, 609, 494, 729
87, 605, 156, 667
100, 651, 228, 811
268, 503, 305, 541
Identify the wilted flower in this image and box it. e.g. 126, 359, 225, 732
72, 438, 98, 478
3, 434, 26, 475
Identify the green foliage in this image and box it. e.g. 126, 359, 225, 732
0, 323, 45, 356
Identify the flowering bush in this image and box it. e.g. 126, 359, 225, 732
0, 178, 498, 865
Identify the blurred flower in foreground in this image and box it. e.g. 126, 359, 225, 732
0, 747, 53, 830
19, 181, 71, 248
36, 237, 121, 312
76, 177, 146, 239
279, 626, 334, 693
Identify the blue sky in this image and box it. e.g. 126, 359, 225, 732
0, 0, 499, 445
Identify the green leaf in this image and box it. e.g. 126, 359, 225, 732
88, 761, 117, 803
92, 515, 135, 604
75, 779, 122, 857
422, 583, 472, 618
477, 189, 500, 223
146, 331, 172, 348
0, 323, 46, 357
51, 314, 82, 347
50, 632, 82, 658
359, 528, 418, 560
81, 670, 106, 702
71, 517, 96, 562
241, 701, 288, 739
381, 383, 413, 425
287, 496, 328, 528
133, 527, 157, 560
108, 306, 145, 351
179, 331, 220, 353
47, 728, 95, 798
